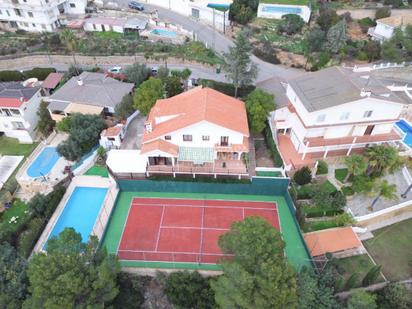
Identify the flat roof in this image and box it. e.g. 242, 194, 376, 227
106, 150, 147, 174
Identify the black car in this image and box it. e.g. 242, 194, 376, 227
128, 1, 144, 11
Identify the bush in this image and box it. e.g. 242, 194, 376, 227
277, 14, 305, 35
303, 205, 343, 218
293, 166, 312, 185
17, 217, 45, 257
198, 78, 255, 98
342, 186, 354, 196
345, 273, 359, 290
25, 67, 56, 80
112, 272, 145, 309
375, 7, 391, 20
362, 265, 382, 286
358, 17, 376, 34
316, 160, 328, 175
263, 123, 283, 167
0, 70, 25, 81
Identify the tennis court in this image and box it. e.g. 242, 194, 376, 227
117, 197, 279, 264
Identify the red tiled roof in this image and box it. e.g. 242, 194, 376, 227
141, 139, 179, 156
304, 227, 362, 257
143, 87, 249, 143
0, 97, 24, 108
42, 73, 64, 89
102, 125, 122, 137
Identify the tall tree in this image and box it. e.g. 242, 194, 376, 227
347, 290, 377, 309
115, 94, 135, 120
211, 217, 297, 308
163, 76, 184, 98
25, 228, 119, 309
245, 89, 275, 133
344, 154, 367, 182
0, 243, 28, 309
377, 283, 412, 309
365, 145, 403, 176
223, 31, 257, 97
133, 77, 164, 115
125, 63, 150, 86
36, 101, 55, 135
370, 180, 397, 210
59, 29, 79, 74
326, 19, 347, 54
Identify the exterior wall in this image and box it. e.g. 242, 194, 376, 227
0, 0, 86, 32
257, 3, 311, 23
84, 22, 124, 33
145, 0, 231, 32
154, 120, 245, 148
100, 135, 122, 149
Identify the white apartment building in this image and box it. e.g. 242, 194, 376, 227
144, 0, 232, 32
271, 67, 407, 170
0, 82, 42, 143
0, 0, 86, 32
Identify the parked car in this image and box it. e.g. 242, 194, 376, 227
151, 66, 158, 76
107, 66, 122, 74
106, 66, 127, 81
129, 1, 144, 11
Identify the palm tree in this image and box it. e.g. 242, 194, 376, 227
59, 29, 79, 74
369, 180, 397, 211
343, 154, 367, 182
365, 145, 403, 176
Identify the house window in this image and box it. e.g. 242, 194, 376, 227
183, 134, 192, 142
108, 137, 115, 141
220, 136, 229, 146
2, 109, 11, 116
93, 24, 96, 30
363, 110, 373, 118
12, 121, 25, 129
316, 114, 326, 122
10, 109, 21, 115
14, 9, 21, 16
164, 135, 171, 140
28, 11, 33, 17
70, 3, 76, 8
340, 112, 350, 120
202, 135, 210, 141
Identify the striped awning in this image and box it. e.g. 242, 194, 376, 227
178, 147, 215, 164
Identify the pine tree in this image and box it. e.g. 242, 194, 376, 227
326, 19, 347, 54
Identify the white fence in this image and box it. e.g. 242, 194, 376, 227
352, 61, 411, 73
354, 199, 412, 223
123, 110, 140, 135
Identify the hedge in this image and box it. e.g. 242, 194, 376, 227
17, 217, 45, 257
198, 79, 256, 98
263, 122, 284, 167
303, 205, 344, 218
0, 67, 56, 82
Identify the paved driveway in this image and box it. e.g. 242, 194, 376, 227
120, 113, 146, 149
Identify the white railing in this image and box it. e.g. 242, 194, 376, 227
123, 110, 140, 134
354, 199, 412, 222
353, 61, 410, 73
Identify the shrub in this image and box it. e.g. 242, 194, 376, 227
345, 273, 359, 290
263, 123, 283, 167
293, 166, 312, 185
334, 213, 355, 227
56, 116, 72, 132
375, 7, 391, 20
362, 265, 382, 286
0, 70, 25, 81
277, 14, 305, 35
358, 17, 376, 34
316, 160, 328, 175
198, 78, 255, 98
342, 186, 354, 196
112, 272, 145, 309
17, 217, 45, 257
25, 67, 56, 80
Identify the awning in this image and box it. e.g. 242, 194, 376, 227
178, 147, 215, 164
207, 3, 230, 11
64, 103, 104, 115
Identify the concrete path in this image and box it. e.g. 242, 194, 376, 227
121, 114, 145, 150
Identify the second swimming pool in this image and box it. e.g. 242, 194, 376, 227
396, 119, 412, 148
46, 186, 108, 244
27, 147, 60, 178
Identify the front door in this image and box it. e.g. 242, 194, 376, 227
364, 125, 375, 136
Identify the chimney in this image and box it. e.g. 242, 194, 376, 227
144, 121, 152, 133
77, 78, 83, 86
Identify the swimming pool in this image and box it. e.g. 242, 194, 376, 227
151, 28, 177, 37
262, 5, 302, 14
46, 186, 108, 244
27, 147, 60, 178
396, 119, 412, 147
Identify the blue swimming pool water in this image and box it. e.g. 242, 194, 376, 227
396, 119, 412, 147
46, 187, 108, 244
27, 147, 60, 178
151, 28, 177, 37
262, 5, 302, 14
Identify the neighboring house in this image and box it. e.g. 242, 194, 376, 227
145, 0, 231, 32
304, 227, 365, 260
100, 124, 124, 149
141, 87, 250, 177
82, 16, 148, 33
46, 72, 134, 122
257, 0, 311, 23
41, 72, 64, 96
272, 66, 407, 170
0, 82, 42, 143
368, 15, 412, 42
0, 0, 87, 32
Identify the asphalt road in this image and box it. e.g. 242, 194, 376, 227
109, 1, 304, 82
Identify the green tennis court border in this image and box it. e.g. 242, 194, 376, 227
101, 191, 312, 270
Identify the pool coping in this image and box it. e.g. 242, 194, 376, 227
32, 175, 115, 255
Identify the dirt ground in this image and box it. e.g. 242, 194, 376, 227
275, 49, 308, 69
347, 21, 368, 41
254, 138, 275, 168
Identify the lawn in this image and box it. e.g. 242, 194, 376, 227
335, 254, 385, 289
85, 165, 109, 178
303, 219, 341, 232
364, 219, 412, 281
0, 199, 30, 235
0, 136, 37, 156
256, 171, 282, 177
335, 168, 348, 183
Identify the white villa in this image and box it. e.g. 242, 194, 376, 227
368, 14, 412, 42
272, 67, 407, 170
0, 81, 42, 143
0, 0, 87, 32
257, 0, 311, 23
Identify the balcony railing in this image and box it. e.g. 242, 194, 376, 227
147, 164, 248, 175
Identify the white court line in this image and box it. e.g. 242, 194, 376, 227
160, 225, 229, 231
118, 248, 233, 256
132, 203, 277, 211
116, 199, 135, 254
155, 205, 166, 251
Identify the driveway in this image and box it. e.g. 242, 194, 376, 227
120, 113, 146, 149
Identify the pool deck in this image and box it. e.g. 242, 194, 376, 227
32, 175, 118, 254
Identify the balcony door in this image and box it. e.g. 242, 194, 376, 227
220, 136, 229, 146
364, 125, 375, 136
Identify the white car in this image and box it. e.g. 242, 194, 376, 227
108, 66, 122, 74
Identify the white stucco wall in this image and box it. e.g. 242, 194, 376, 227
257, 3, 311, 23
374, 22, 395, 40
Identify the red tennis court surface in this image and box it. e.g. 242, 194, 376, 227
117, 197, 280, 264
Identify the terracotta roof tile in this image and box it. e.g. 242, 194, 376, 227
102, 125, 123, 137
141, 139, 179, 156
304, 227, 362, 257
143, 87, 249, 143
42, 73, 64, 89
0, 98, 25, 108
